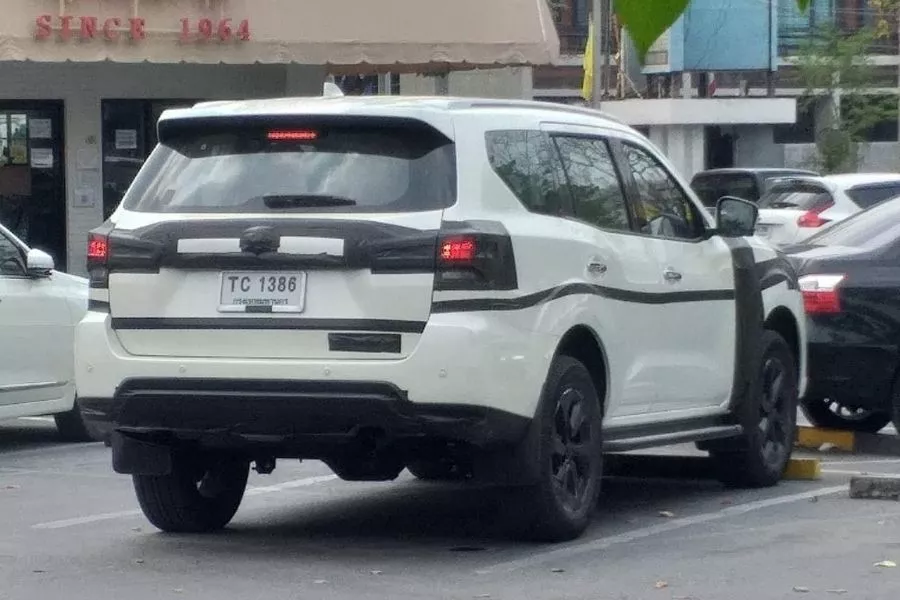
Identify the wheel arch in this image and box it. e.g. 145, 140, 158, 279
553, 324, 609, 417
764, 305, 801, 379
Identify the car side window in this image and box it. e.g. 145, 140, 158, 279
552, 135, 630, 231
0, 231, 25, 276
485, 130, 570, 216
622, 143, 704, 241
846, 184, 900, 209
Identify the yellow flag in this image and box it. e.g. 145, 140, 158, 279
581, 19, 594, 101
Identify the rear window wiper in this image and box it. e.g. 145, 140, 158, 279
261, 194, 357, 208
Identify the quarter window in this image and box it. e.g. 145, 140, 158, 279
623, 143, 703, 240
485, 130, 569, 216
553, 136, 630, 231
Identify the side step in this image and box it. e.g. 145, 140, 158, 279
603, 424, 743, 453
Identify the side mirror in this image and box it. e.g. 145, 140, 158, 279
26, 248, 55, 277
716, 196, 758, 238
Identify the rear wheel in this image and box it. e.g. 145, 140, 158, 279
133, 453, 249, 533
712, 331, 798, 488
54, 399, 96, 442
512, 355, 602, 542
800, 396, 891, 433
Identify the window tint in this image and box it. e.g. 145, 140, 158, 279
623, 143, 702, 240
0, 231, 24, 276
758, 183, 834, 211
690, 173, 759, 207
805, 196, 900, 250
485, 130, 569, 216
122, 122, 456, 214
552, 136, 630, 231
846, 184, 900, 209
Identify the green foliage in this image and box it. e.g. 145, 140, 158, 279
793, 26, 898, 173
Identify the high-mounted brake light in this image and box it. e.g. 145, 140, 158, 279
439, 237, 477, 262
267, 130, 318, 141
797, 200, 834, 228
799, 274, 844, 314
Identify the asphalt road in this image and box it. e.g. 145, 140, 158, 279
2, 418, 900, 600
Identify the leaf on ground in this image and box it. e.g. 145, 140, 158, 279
875, 560, 897, 568
3, 485, 20, 490
826, 590, 848, 595
475, 595, 491, 599
313, 580, 328, 584
370, 570, 383, 575
172, 589, 184, 594
793, 586, 811, 593
654, 580, 669, 589
658, 510, 675, 518
615, 0, 690, 63
133, 559, 145, 565
551, 568, 565, 573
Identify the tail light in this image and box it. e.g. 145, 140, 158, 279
87, 231, 110, 288
797, 200, 834, 228
799, 274, 844, 314
435, 228, 517, 291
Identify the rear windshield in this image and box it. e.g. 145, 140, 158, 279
121, 122, 457, 213
805, 196, 900, 249
690, 173, 759, 207
758, 182, 833, 211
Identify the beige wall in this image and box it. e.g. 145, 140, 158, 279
401, 67, 531, 98
0, 61, 325, 275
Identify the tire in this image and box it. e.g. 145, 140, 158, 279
712, 331, 798, 488
407, 458, 471, 481
54, 399, 96, 443
800, 396, 891, 434
133, 453, 250, 533
512, 355, 603, 542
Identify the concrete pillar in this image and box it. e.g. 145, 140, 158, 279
648, 124, 705, 178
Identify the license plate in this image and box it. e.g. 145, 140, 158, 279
218, 272, 307, 313
756, 224, 772, 237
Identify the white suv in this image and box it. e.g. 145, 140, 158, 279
75, 95, 807, 542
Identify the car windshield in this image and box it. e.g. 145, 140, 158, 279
758, 181, 833, 210
121, 122, 457, 214
804, 195, 900, 249
690, 173, 758, 207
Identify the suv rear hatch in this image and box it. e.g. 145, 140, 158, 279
89, 115, 459, 360
756, 179, 835, 245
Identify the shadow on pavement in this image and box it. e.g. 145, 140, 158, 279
0, 420, 69, 454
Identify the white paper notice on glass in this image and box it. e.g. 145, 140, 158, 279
30, 148, 53, 169
29, 119, 52, 140
115, 129, 138, 150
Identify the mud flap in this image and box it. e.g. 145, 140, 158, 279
111, 432, 173, 476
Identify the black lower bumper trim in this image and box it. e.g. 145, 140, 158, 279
80, 378, 530, 452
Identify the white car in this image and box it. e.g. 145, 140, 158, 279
0, 224, 93, 441
75, 94, 807, 542
755, 173, 900, 247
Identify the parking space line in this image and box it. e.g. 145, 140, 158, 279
821, 458, 900, 466
476, 484, 846, 575
31, 474, 339, 530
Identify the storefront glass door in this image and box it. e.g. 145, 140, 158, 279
0, 102, 66, 270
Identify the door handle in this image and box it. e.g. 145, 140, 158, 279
587, 261, 608, 276
663, 268, 682, 283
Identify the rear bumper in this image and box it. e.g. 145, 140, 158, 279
75, 310, 553, 445
79, 378, 530, 452
804, 341, 898, 410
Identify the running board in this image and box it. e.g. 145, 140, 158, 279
603, 424, 743, 453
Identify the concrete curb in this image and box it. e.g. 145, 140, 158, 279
796, 426, 900, 455
849, 475, 900, 501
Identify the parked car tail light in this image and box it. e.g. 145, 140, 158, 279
799, 274, 845, 314
434, 228, 518, 292
86, 231, 110, 289
797, 200, 834, 228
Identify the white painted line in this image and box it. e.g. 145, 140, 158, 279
822, 458, 900, 466
477, 485, 846, 575
32, 474, 339, 530
823, 468, 900, 477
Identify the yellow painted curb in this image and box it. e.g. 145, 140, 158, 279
783, 457, 821, 481
795, 425, 856, 452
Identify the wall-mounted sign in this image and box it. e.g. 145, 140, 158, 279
34, 15, 250, 43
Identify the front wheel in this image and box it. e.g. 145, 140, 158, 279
512, 355, 603, 542
712, 331, 798, 488
133, 453, 250, 533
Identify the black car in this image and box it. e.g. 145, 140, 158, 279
691, 168, 819, 208
785, 197, 900, 433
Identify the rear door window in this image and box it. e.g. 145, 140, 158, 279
846, 184, 900, 209
122, 121, 457, 214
